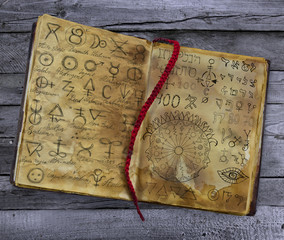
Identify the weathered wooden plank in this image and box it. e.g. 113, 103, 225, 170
267, 71, 284, 104
257, 178, 284, 207
0, 31, 284, 74
0, 33, 30, 73
1, 71, 283, 105
0, 207, 283, 239
0, 138, 15, 174
0, 74, 24, 105
1, 134, 284, 177
1, 0, 284, 32
0, 106, 20, 137
265, 104, 284, 136
0, 176, 283, 210
260, 135, 284, 178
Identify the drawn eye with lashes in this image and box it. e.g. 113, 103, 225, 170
217, 167, 248, 184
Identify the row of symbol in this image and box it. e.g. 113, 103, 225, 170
213, 112, 254, 127
34, 76, 145, 102
163, 80, 256, 106
45, 22, 146, 60
146, 180, 246, 205
219, 149, 249, 166
25, 137, 123, 160
208, 189, 246, 205
157, 48, 201, 64
27, 167, 106, 187
219, 74, 257, 88
221, 57, 256, 72
28, 99, 138, 130
216, 98, 256, 113
220, 86, 256, 98
156, 93, 198, 110
154, 91, 256, 114
38, 52, 143, 82
175, 79, 256, 98
220, 129, 251, 150
39, 51, 102, 71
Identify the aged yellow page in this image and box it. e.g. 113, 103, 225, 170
14, 14, 152, 200
135, 42, 268, 215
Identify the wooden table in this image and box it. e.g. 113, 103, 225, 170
0, 1, 283, 239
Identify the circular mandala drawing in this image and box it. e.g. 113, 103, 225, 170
144, 111, 217, 182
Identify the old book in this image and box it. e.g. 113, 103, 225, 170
11, 14, 269, 216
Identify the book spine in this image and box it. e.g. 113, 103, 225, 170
10, 22, 37, 184
247, 60, 270, 215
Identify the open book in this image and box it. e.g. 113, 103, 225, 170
11, 14, 269, 216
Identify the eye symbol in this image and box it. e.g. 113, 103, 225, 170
217, 167, 248, 184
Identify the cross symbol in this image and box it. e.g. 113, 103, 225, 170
110, 38, 128, 55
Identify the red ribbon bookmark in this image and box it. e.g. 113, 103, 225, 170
125, 38, 180, 221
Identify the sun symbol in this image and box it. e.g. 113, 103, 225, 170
144, 111, 217, 182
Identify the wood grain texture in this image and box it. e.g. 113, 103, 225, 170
0, 138, 15, 175
0, 0, 284, 32
0, 106, 20, 137
0, 207, 283, 240
265, 104, 284, 136
0, 176, 283, 210
0, 74, 24, 105
0, 71, 283, 105
0, 31, 284, 74
260, 135, 284, 178
267, 71, 284, 104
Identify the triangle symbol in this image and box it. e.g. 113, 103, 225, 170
49, 104, 63, 117
84, 78, 95, 91
157, 185, 167, 197
26, 141, 42, 156
160, 115, 167, 125
181, 188, 197, 200
220, 74, 225, 80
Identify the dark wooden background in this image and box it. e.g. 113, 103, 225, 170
0, 0, 284, 239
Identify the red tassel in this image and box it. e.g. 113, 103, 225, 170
125, 38, 180, 221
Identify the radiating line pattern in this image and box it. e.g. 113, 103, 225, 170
145, 115, 211, 182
